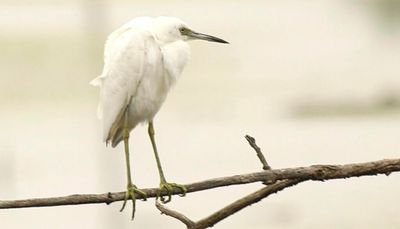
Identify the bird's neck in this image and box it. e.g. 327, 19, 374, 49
160, 40, 191, 85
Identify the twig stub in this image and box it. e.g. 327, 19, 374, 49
245, 135, 271, 170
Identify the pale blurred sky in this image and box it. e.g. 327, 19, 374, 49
0, 1, 399, 229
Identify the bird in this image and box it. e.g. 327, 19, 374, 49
90, 16, 228, 219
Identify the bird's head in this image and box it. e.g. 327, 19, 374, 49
152, 17, 229, 44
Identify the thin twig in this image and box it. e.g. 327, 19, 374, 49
1, 159, 399, 209
192, 179, 302, 229
156, 201, 195, 228
245, 135, 271, 170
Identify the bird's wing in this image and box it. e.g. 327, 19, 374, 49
90, 23, 135, 88
90, 25, 161, 142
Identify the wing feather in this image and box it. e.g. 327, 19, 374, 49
90, 22, 160, 142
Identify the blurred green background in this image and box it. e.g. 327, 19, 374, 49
1, 0, 399, 228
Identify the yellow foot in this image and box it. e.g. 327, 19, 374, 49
120, 183, 147, 220
157, 181, 187, 204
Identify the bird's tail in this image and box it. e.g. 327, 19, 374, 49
109, 128, 123, 148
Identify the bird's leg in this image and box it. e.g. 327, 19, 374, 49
120, 114, 147, 220
148, 121, 187, 204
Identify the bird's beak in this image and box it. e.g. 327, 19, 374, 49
189, 31, 229, 44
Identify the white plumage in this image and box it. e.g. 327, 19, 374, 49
91, 17, 190, 147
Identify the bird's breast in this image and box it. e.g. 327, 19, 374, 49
126, 40, 189, 123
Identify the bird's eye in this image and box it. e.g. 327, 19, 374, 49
179, 27, 186, 33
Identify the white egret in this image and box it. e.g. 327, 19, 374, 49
90, 16, 228, 219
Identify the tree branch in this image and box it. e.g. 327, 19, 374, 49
150, 135, 400, 229
1, 158, 399, 209
192, 179, 302, 229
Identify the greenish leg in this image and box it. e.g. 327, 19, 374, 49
120, 115, 147, 220
148, 121, 187, 203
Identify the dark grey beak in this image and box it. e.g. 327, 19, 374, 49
190, 31, 229, 44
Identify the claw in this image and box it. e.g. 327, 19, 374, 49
157, 182, 187, 204
120, 183, 147, 220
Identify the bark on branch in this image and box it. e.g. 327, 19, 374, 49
1, 158, 399, 209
